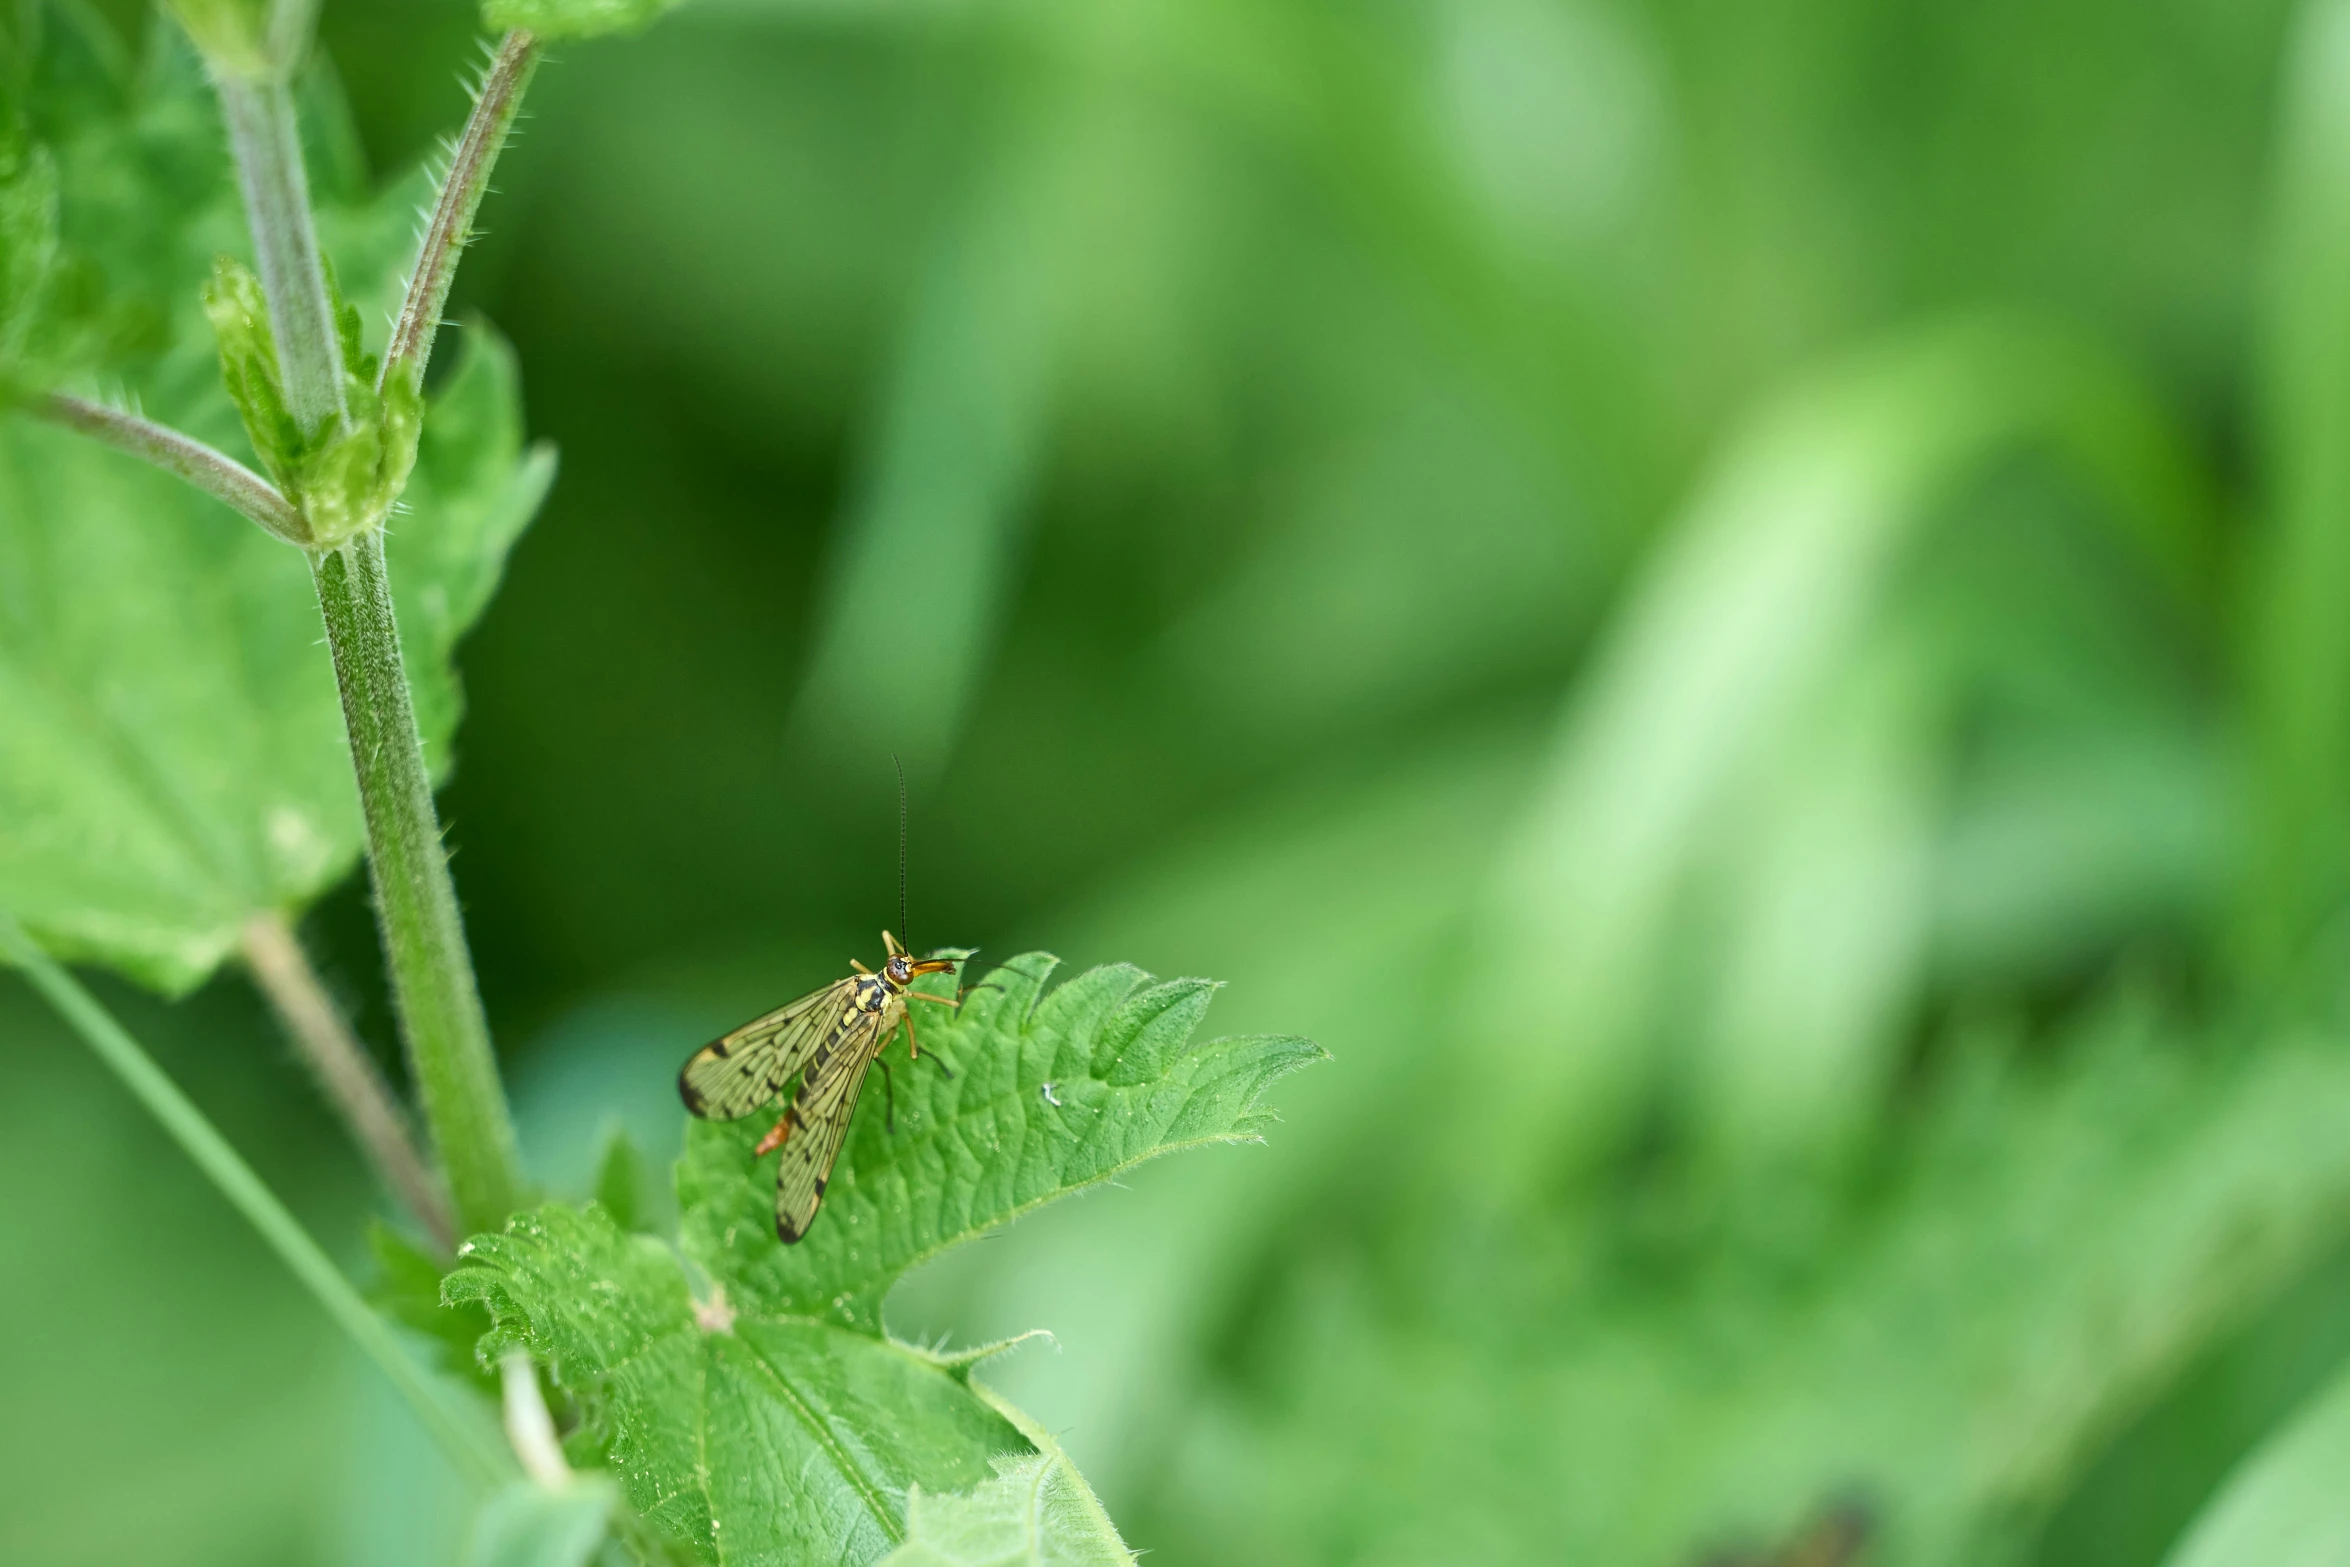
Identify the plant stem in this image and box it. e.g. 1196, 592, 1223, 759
0, 918, 510, 1488
34, 393, 309, 544
384, 29, 540, 391
500, 1347, 574, 1488
214, 73, 345, 436
312, 534, 522, 1235
241, 911, 456, 1251
210, 38, 527, 1237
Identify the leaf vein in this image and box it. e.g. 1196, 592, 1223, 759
734, 1328, 906, 1546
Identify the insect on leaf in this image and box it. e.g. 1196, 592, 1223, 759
445, 952, 1321, 1565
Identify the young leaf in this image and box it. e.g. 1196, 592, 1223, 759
200, 255, 305, 480
295, 365, 421, 545
201, 253, 427, 543
446, 954, 1321, 1566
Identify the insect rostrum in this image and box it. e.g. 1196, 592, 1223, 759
677, 930, 963, 1241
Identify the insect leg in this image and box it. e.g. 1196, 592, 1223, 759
907, 991, 960, 1008
904, 1007, 954, 1079
882, 1059, 897, 1135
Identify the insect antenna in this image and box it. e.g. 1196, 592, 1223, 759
894, 752, 909, 953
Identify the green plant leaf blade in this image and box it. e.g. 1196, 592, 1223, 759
1150, 1006, 2350, 1565
2242, 0, 2350, 987
461, 1477, 618, 1567
1455, 315, 2215, 1192
0, 32, 547, 991
883, 1455, 1135, 1567
2163, 1361, 2350, 1567
0, 139, 63, 380
678, 951, 1327, 1332
0, 320, 544, 991
445, 1202, 1026, 1567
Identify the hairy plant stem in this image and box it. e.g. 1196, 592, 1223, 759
33, 392, 310, 543
214, 74, 345, 436
312, 534, 521, 1234
240, 911, 456, 1250
208, 37, 537, 1238
385, 29, 539, 389
0, 918, 510, 1488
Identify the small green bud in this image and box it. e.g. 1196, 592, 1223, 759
324, 254, 377, 387
201, 255, 307, 486
203, 254, 422, 544
299, 370, 422, 548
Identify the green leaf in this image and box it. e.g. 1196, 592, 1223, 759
296, 367, 421, 546
448, 1201, 1027, 1566
0, 135, 104, 391
0, 317, 542, 989
592, 1124, 649, 1233
882, 1387, 1132, 1567
2, 23, 203, 394
2163, 1359, 2350, 1567
1154, 1006, 2350, 1565
884, 1455, 1134, 1567
1454, 315, 2215, 1192
369, 1220, 494, 1387
445, 953, 1320, 1565
480, 0, 690, 42
0, 137, 51, 346
679, 952, 1325, 1332
0, 38, 551, 990
2242, 0, 2350, 986
462, 1477, 618, 1567
200, 254, 305, 478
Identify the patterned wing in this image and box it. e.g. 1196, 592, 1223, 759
773, 1004, 893, 1243
676, 981, 848, 1121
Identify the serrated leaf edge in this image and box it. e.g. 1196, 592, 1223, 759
866, 1031, 1328, 1294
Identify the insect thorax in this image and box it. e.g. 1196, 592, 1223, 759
854, 974, 893, 1014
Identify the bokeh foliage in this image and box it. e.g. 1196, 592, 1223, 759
17, 0, 2350, 1562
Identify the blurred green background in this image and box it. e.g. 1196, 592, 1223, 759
25, 0, 2350, 1561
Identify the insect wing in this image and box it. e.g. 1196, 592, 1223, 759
774, 1005, 891, 1242
677, 982, 846, 1121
